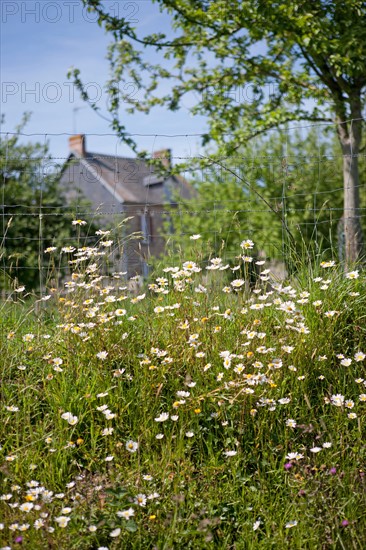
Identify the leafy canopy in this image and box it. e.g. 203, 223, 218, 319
164, 128, 350, 267
74, 0, 366, 159
0, 115, 79, 290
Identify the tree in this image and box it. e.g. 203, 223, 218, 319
0, 115, 77, 291
164, 128, 351, 268
72, 0, 366, 264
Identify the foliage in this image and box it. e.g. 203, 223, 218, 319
1, 226, 366, 548
73, 0, 366, 150
71, 0, 366, 262
0, 115, 88, 291
164, 128, 353, 268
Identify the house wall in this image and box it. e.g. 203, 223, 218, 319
60, 159, 183, 278
122, 204, 169, 277
60, 159, 124, 221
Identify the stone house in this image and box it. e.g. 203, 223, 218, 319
59, 134, 192, 277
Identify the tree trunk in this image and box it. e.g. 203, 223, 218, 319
337, 110, 364, 266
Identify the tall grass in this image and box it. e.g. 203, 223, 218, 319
0, 228, 365, 549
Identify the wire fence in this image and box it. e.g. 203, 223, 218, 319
1, 126, 365, 295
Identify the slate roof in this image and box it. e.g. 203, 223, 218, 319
61, 150, 191, 206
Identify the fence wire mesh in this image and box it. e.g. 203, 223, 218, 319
1, 125, 365, 296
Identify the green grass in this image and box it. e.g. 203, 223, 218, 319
0, 237, 365, 549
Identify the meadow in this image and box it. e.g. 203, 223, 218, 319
1, 226, 365, 549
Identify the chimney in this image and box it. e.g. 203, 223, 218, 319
69, 134, 86, 157
152, 148, 171, 169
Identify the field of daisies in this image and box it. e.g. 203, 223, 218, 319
1, 227, 365, 549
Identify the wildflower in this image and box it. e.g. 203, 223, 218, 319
346, 270, 359, 279
117, 508, 135, 519
88, 525, 98, 532
324, 310, 339, 317
224, 450, 237, 457
359, 394, 366, 402
250, 303, 264, 310
110, 528, 121, 537
5, 405, 19, 412
155, 412, 170, 422
231, 279, 245, 289
102, 428, 114, 436
355, 352, 365, 362
190, 234, 201, 240
253, 520, 261, 531
322, 442, 332, 448
285, 520, 298, 528
105, 456, 114, 462
285, 419, 297, 428
125, 440, 138, 453
96, 351, 108, 360
285, 453, 303, 461
348, 412, 357, 419
340, 358, 352, 366
185, 431, 194, 438
310, 447, 322, 453
19, 502, 34, 513
223, 357, 231, 369
61, 412, 78, 425
320, 260, 335, 268
183, 260, 198, 271
72, 219, 87, 226
177, 390, 190, 398
240, 239, 254, 250
34, 519, 45, 529
135, 494, 147, 507
55, 516, 71, 528
14, 285, 26, 293
345, 400, 354, 409
156, 433, 164, 439
331, 394, 344, 407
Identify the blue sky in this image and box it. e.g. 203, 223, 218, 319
1, 0, 207, 163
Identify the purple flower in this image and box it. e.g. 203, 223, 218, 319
15, 537, 23, 544
341, 520, 349, 527
329, 467, 337, 475
284, 462, 292, 470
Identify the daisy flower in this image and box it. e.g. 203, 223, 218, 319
125, 439, 139, 453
